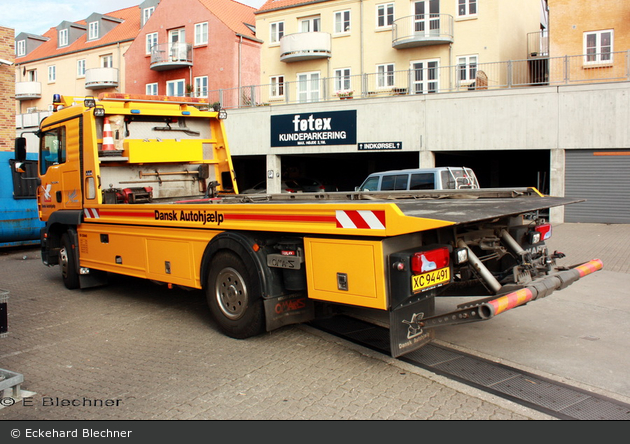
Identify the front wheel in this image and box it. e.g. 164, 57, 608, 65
59, 232, 80, 289
206, 251, 265, 339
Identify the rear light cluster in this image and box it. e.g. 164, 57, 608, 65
529, 223, 552, 244
411, 247, 450, 274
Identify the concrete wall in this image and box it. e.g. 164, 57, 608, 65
224, 81, 630, 222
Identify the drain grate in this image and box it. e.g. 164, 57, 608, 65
310, 316, 630, 420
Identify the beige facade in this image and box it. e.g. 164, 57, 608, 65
255, 0, 542, 102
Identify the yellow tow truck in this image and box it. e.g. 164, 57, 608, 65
14, 93, 602, 357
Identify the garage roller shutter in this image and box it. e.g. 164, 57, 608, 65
565, 150, 630, 223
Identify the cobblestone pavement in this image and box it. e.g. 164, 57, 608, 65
0, 246, 538, 421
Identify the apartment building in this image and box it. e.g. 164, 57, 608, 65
14, 6, 140, 120
253, 0, 544, 103
124, 0, 261, 106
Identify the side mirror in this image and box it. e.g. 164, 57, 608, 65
15, 137, 27, 162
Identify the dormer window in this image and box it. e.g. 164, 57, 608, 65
88, 21, 99, 40
143, 7, 155, 26
58, 29, 69, 47
16, 40, 26, 57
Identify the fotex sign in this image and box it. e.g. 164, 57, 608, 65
271, 110, 357, 147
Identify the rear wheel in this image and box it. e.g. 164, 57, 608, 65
59, 232, 80, 289
206, 250, 265, 339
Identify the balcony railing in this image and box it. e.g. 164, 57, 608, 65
150, 42, 193, 71
198, 51, 630, 110
85, 67, 119, 89
15, 82, 41, 100
392, 14, 454, 49
280, 32, 332, 62
528, 31, 549, 58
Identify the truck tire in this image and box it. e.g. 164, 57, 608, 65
206, 250, 265, 339
59, 232, 80, 290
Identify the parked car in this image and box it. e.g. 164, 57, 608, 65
356, 167, 479, 192
241, 180, 302, 194
293, 177, 338, 192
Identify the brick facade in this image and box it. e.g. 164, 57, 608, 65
0, 26, 15, 152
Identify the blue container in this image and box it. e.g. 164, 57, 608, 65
0, 151, 44, 248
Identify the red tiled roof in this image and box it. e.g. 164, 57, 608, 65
256, 0, 331, 14
197, 0, 257, 38
16, 6, 141, 64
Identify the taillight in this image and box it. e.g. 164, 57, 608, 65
529, 223, 552, 244
411, 247, 450, 274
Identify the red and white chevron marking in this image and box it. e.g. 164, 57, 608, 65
84, 208, 100, 219
335, 210, 385, 229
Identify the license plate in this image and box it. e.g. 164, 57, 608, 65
411, 267, 450, 293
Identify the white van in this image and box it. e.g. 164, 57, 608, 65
357, 167, 479, 192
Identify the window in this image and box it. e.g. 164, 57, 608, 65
457, 0, 477, 17
270, 75, 285, 98
26, 69, 37, 81
297, 72, 320, 103
414, 0, 441, 33
412, 60, 439, 94
377, 63, 395, 88
166, 79, 186, 97
77, 59, 86, 78
334, 10, 351, 34
40, 126, 67, 175
58, 29, 68, 47
377, 3, 394, 28
381, 175, 408, 191
143, 6, 155, 26
457, 55, 477, 84
300, 16, 321, 32
146, 32, 158, 54
146, 83, 158, 95
101, 55, 113, 68
195, 22, 208, 46
334, 68, 351, 92
584, 30, 613, 65
88, 21, 99, 40
410, 173, 435, 190
48, 65, 56, 83
270, 21, 284, 44
194, 76, 208, 98
16, 40, 26, 57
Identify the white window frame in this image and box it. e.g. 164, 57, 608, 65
270, 75, 285, 99
47, 65, 56, 83
457, 55, 477, 85
58, 29, 68, 47
146, 32, 158, 55
457, 0, 477, 18
146, 83, 158, 96
376, 63, 395, 88
26, 69, 37, 82
376, 3, 394, 29
334, 68, 352, 92
270, 21, 284, 45
334, 10, 351, 34
166, 79, 186, 97
16, 40, 26, 57
77, 59, 86, 78
88, 21, 99, 40
101, 54, 113, 68
411, 59, 440, 94
584, 30, 613, 65
143, 6, 155, 26
300, 16, 321, 33
194, 76, 208, 98
195, 22, 208, 46
297, 71, 320, 103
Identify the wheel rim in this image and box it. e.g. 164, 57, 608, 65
214, 267, 248, 320
59, 246, 70, 279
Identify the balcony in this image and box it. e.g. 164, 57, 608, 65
15, 82, 41, 100
280, 32, 331, 63
85, 67, 119, 89
150, 42, 193, 71
528, 31, 549, 58
392, 14, 454, 49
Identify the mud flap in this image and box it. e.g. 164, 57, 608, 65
264, 293, 315, 332
389, 296, 435, 358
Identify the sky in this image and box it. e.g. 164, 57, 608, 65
0, 0, 267, 35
